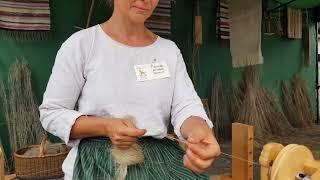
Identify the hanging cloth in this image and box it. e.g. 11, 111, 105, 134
216, 0, 230, 40
0, 0, 51, 40
229, 0, 263, 67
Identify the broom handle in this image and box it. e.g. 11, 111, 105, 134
86, 0, 96, 28
0, 148, 4, 180
39, 134, 49, 158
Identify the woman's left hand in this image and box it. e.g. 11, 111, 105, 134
183, 126, 221, 173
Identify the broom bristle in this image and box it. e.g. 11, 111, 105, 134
230, 66, 295, 146
281, 75, 315, 128
0, 59, 45, 152
211, 73, 231, 140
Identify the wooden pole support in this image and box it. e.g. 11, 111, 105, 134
194, 16, 202, 45
231, 123, 254, 180
86, 0, 96, 28
0, 148, 4, 180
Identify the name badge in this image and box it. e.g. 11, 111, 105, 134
134, 62, 170, 82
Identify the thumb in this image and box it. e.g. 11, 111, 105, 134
188, 135, 201, 144
124, 127, 147, 137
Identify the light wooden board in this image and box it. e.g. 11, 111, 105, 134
231, 123, 254, 180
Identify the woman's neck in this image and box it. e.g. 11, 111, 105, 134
101, 12, 156, 46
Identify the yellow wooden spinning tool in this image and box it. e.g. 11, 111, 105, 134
260, 143, 320, 180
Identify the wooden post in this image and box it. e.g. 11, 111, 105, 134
194, 16, 202, 45
0, 148, 4, 180
231, 123, 254, 180
86, 0, 96, 28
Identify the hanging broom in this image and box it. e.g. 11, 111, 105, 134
0, 140, 6, 179
211, 73, 231, 140
0, 59, 45, 153
231, 66, 295, 146
281, 75, 314, 128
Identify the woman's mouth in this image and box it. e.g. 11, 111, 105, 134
132, 5, 150, 12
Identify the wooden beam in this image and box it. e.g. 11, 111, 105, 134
0, 148, 4, 180
231, 123, 254, 180
194, 16, 203, 45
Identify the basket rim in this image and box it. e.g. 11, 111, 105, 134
14, 143, 70, 158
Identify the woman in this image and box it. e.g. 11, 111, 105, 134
40, 0, 220, 179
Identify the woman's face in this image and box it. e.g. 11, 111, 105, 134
115, 0, 159, 24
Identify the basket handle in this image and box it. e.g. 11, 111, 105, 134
39, 134, 49, 158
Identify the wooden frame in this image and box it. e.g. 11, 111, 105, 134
211, 123, 254, 180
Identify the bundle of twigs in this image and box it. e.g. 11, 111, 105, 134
281, 75, 314, 128
230, 66, 294, 143
0, 138, 8, 174
0, 60, 44, 152
211, 73, 231, 140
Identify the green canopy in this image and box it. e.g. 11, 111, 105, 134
275, 0, 320, 8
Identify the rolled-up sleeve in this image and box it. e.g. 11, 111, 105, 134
39, 41, 85, 147
170, 51, 213, 140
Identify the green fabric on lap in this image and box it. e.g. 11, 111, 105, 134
73, 137, 209, 180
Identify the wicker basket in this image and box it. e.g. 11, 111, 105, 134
14, 135, 70, 180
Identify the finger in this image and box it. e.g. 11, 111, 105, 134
112, 140, 134, 147
120, 127, 146, 137
188, 143, 219, 160
183, 155, 206, 173
111, 136, 135, 145
118, 135, 138, 142
186, 149, 213, 170
202, 138, 221, 157
188, 133, 208, 144
122, 119, 136, 128
116, 145, 131, 150
116, 141, 135, 146
188, 137, 201, 144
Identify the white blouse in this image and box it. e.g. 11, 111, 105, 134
39, 25, 212, 179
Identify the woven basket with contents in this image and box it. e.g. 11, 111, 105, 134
14, 135, 70, 180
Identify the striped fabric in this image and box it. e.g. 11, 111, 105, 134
73, 137, 209, 180
0, 0, 50, 31
216, 0, 230, 40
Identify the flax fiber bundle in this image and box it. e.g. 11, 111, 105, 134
111, 116, 144, 180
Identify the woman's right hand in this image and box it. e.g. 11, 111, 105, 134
105, 118, 146, 149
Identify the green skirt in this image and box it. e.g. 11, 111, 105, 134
73, 137, 210, 180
